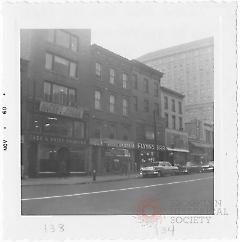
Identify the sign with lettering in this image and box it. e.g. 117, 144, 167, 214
89, 138, 135, 149
39, 101, 84, 119
28, 134, 86, 145
137, 143, 166, 151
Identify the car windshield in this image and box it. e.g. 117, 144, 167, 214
158, 161, 171, 166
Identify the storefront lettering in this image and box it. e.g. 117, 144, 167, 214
137, 143, 166, 150
39, 101, 84, 119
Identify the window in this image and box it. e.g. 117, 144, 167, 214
56, 30, 70, 48
110, 69, 115, 84
109, 95, 115, 113
178, 101, 182, 114
122, 73, 127, 88
144, 78, 149, 93
52, 84, 68, 105
123, 98, 128, 116
165, 113, 169, 128
164, 96, 168, 109
69, 62, 77, 78
154, 103, 159, 116
172, 99, 175, 112
43, 82, 51, 102
154, 81, 159, 97
132, 74, 138, 89
70, 35, 78, 52
144, 99, 149, 112
74, 121, 85, 139
172, 115, 176, 129
133, 96, 138, 112
68, 88, 76, 106
179, 117, 183, 130
94, 91, 101, 110
45, 53, 53, 70
96, 63, 102, 79
45, 53, 78, 78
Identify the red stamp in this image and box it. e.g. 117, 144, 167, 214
136, 198, 163, 226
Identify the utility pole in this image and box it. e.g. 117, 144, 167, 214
153, 109, 158, 161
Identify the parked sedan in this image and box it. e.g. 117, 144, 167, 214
201, 162, 214, 172
140, 161, 179, 178
174, 163, 189, 175
185, 162, 203, 173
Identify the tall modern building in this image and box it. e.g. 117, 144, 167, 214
138, 37, 214, 123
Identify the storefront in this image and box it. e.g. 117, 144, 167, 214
89, 138, 135, 175
135, 142, 167, 170
22, 100, 89, 177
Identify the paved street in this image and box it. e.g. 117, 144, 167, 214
21, 173, 213, 215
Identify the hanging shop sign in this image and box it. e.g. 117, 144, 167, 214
28, 134, 86, 145
89, 138, 135, 149
137, 143, 166, 151
39, 101, 84, 119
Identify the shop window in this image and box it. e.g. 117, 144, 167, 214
110, 68, 115, 84
94, 90, 101, 110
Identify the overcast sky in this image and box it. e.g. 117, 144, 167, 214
79, 3, 220, 60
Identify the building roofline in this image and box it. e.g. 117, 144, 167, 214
160, 86, 185, 98
131, 59, 164, 78
138, 37, 214, 62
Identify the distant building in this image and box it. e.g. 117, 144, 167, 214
160, 86, 189, 164
138, 37, 214, 123
185, 119, 214, 163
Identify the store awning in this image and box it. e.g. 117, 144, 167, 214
166, 147, 189, 153
189, 141, 213, 149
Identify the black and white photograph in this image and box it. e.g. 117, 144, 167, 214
1, 1, 238, 240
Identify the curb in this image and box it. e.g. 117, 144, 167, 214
21, 175, 140, 187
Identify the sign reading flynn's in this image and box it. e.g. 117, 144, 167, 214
137, 143, 166, 151
39, 101, 84, 119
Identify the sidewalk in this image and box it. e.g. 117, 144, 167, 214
21, 173, 140, 186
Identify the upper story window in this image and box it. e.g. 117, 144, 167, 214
110, 69, 115, 84
109, 95, 115, 113
171, 99, 176, 112
45, 53, 77, 78
164, 96, 168, 109
132, 74, 138, 89
144, 99, 149, 112
122, 73, 128, 89
144, 78, 149, 93
154, 81, 159, 97
179, 117, 183, 130
178, 101, 182, 114
48, 30, 78, 52
94, 90, 101, 110
95, 62, 102, 80
123, 98, 128, 116
133, 96, 138, 112
43, 81, 76, 107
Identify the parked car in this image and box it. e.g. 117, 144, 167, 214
174, 163, 189, 175
201, 162, 214, 172
185, 162, 203, 173
140, 161, 179, 178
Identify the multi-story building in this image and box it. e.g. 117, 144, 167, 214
185, 119, 214, 163
160, 87, 189, 164
131, 60, 166, 169
138, 37, 214, 123
21, 29, 91, 177
88, 44, 136, 174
